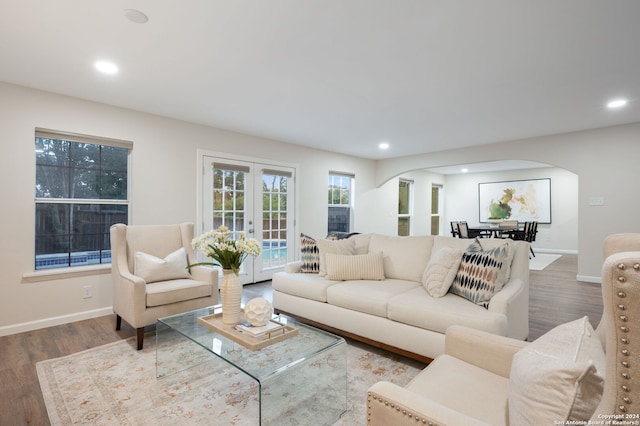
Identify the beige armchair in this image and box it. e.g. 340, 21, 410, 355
367, 233, 640, 425
110, 223, 218, 350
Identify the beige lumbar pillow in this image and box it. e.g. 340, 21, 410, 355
135, 248, 191, 283
316, 238, 356, 277
422, 247, 462, 297
325, 252, 385, 281
508, 316, 605, 425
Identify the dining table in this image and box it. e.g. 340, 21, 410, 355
468, 224, 523, 239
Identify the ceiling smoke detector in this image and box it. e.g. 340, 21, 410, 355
124, 9, 149, 24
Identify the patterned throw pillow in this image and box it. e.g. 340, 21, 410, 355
449, 238, 508, 308
300, 233, 320, 273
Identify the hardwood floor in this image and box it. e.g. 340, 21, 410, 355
528, 254, 602, 340
0, 254, 602, 425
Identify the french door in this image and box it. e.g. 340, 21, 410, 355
202, 156, 295, 284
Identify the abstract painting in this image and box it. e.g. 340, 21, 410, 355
478, 178, 551, 223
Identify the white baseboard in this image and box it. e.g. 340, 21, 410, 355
0, 306, 114, 337
576, 275, 602, 284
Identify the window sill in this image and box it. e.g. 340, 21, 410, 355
22, 264, 111, 283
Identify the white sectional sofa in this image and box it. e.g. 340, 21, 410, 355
272, 233, 530, 362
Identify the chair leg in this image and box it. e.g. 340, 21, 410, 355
136, 327, 145, 350
116, 314, 122, 331
530, 245, 535, 257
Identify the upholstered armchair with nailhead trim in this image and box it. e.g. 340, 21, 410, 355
367, 233, 640, 426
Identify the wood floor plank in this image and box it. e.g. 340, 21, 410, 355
0, 254, 604, 425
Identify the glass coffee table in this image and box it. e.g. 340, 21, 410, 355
156, 305, 347, 425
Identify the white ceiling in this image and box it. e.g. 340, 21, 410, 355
427, 160, 551, 176
1, 1, 639, 160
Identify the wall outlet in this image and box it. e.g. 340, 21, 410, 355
83, 285, 92, 299
588, 197, 604, 206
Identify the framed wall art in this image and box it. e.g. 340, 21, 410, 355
478, 178, 551, 223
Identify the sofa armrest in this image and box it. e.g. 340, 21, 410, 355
367, 381, 491, 426
284, 261, 302, 273
189, 265, 220, 289
488, 277, 529, 339
445, 325, 528, 378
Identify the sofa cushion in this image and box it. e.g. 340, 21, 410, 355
449, 239, 509, 308
300, 233, 320, 273
351, 233, 371, 255
327, 279, 421, 318
135, 248, 191, 284
317, 238, 356, 277
422, 247, 462, 297
325, 252, 385, 281
271, 271, 339, 302
508, 316, 605, 425
388, 287, 508, 336
368, 234, 433, 282
146, 278, 212, 307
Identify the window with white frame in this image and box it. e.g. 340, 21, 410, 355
398, 179, 413, 236
431, 184, 442, 236
34, 129, 131, 270
328, 172, 354, 234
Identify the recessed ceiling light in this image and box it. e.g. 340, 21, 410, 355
95, 61, 119, 75
124, 9, 149, 24
607, 99, 628, 109
461, 168, 469, 173
379, 142, 389, 150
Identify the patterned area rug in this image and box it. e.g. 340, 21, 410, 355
37, 335, 424, 425
529, 253, 562, 270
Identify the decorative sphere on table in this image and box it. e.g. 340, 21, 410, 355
244, 297, 273, 326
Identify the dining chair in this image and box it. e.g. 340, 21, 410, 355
456, 221, 470, 238
457, 222, 484, 239
512, 221, 537, 257
450, 221, 459, 238
498, 220, 519, 239
525, 221, 538, 257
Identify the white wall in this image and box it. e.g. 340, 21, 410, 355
443, 167, 579, 253
0, 82, 375, 333
376, 122, 640, 280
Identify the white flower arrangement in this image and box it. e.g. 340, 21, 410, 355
190, 225, 261, 275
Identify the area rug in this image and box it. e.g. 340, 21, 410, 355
37, 336, 424, 425
529, 253, 562, 270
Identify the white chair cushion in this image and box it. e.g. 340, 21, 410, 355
134, 247, 191, 283
422, 247, 462, 297
325, 251, 385, 280
406, 354, 511, 426
508, 316, 605, 425
146, 278, 213, 307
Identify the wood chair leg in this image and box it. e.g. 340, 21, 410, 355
116, 314, 122, 331
136, 327, 145, 350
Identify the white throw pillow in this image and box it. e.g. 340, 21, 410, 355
135, 248, 191, 283
325, 252, 385, 281
316, 238, 356, 277
422, 247, 462, 297
508, 316, 605, 425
